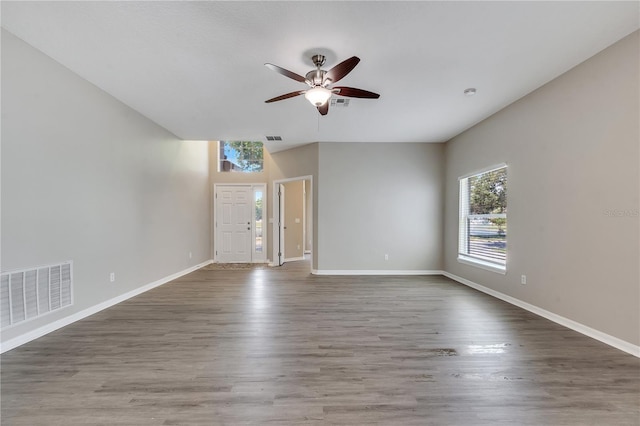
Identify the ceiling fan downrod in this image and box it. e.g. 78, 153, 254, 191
306, 54, 327, 86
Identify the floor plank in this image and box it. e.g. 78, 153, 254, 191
2, 259, 639, 425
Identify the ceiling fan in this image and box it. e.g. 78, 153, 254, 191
264, 55, 380, 115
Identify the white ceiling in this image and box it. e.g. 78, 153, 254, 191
2, 1, 638, 152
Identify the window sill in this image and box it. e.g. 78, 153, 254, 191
457, 256, 506, 275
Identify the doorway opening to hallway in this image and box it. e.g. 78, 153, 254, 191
272, 176, 313, 268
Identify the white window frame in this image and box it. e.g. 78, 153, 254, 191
458, 164, 507, 274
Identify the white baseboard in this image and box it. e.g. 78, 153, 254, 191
311, 269, 444, 276
284, 256, 305, 263
442, 271, 640, 358
0, 259, 213, 354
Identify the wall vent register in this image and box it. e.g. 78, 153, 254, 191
0, 261, 73, 329
330, 98, 350, 107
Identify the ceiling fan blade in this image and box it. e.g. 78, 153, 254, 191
317, 102, 329, 115
333, 86, 380, 99
265, 63, 307, 83
265, 90, 306, 103
325, 56, 360, 84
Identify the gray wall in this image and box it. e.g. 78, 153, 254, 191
444, 31, 639, 345
317, 143, 444, 272
1, 30, 211, 344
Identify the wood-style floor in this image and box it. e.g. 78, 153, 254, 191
1, 259, 639, 425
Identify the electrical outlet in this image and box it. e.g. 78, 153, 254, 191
189, 251, 192, 259
384, 254, 389, 261
521, 275, 527, 285
110, 272, 115, 283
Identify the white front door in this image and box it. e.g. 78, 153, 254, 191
216, 186, 252, 262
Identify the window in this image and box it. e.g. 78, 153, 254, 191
458, 165, 507, 273
254, 189, 263, 253
219, 141, 264, 173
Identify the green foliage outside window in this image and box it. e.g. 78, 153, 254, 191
469, 168, 507, 234
221, 141, 264, 172
469, 168, 507, 214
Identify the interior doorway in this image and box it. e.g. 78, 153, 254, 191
214, 184, 266, 263
273, 176, 312, 267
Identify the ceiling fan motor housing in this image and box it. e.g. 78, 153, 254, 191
306, 55, 328, 86
305, 69, 326, 86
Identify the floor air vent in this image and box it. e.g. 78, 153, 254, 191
1, 261, 73, 329
265, 136, 282, 141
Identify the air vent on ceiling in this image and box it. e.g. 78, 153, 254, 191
331, 98, 350, 107
265, 136, 282, 141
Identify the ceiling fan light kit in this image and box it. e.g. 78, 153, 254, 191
265, 54, 380, 115
304, 87, 332, 106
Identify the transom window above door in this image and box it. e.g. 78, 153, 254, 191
219, 141, 264, 173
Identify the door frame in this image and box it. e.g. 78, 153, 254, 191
272, 175, 313, 267
279, 183, 285, 266
213, 183, 267, 263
